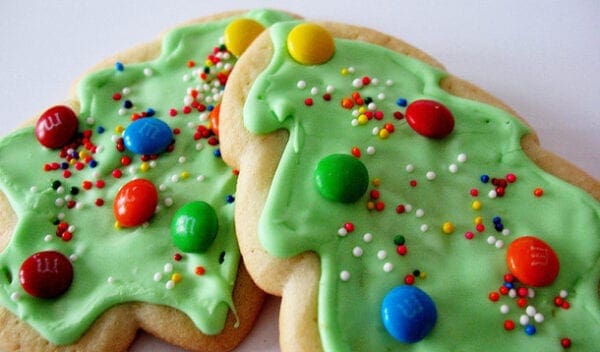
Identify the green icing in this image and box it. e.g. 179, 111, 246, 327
244, 22, 600, 351
0, 10, 296, 345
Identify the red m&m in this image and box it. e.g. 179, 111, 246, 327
19, 251, 74, 299
405, 99, 454, 139
506, 236, 559, 287
35, 105, 79, 149
113, 179, 158, 227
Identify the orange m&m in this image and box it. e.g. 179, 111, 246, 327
506, 236, 559, 287
113, 179, 158, 227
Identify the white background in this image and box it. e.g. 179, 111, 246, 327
0, 1, 598, 351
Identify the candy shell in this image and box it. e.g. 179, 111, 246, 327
381, 285, 437, 343
287, 23, 335, 65
19, 251, 73, 299
35, 105, 79, 149
113, 179, 158, 227
223, 18, 265, 57
209, 104, 220, 136
314, 154, 369, 203
123, 117, 173, 155
405, 99, 454, 139
171, 201, 219, 253
506, 236, 559, 287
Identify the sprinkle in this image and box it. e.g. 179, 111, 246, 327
442, 222, 455, 234
471, 200, 482, 210
340, 271, 351, 281
457, 153, 467, 163
171, 273, 182, 283
366, 146, 376, 155
107, 276, 115, 284
383, 262, 393, 272
420, 224, 429, 232
464, 231, 474, 240
560, 338, 572, 349
487, 236, 497, 245
488, 190, 498, 199
153, 272, 162, 282
426, 171, 436, 180
377, 250, 387, 260
10, 292, 20, 302
448, 164, 458, 173
297, 81, 306, 89
415, 209, 425, 218
143, 68, 153, 76
165, 280, 175, 290
519, 315, 530, 326
363, 233, 373, 243
163, 263, 173, 273
352, 246, 363, 257
495, 240, 504, 249
533, 187, 544, 197
500, 304, 510, 314
405, 164, 414, 173
115, 61, 124, 71
338, 228, 348, 237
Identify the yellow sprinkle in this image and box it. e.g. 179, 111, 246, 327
471, 200, 482, 210
69, 159, 77, 165
204, 59, 213, 67
358, 106, 367, 114
372, 178, 381, 187
224, 18, 265, 57
357, 114, 368, 125
79, 151, 88, 159
442, 221, 455, 234
366, 201, 375, 210
140, 162, 150, 172
419, 271, 427, 279
287, 23, 335, 65
114, 221, 121, 230
474, 216, 483, 225
341, 67, 348, 76
115, 125, 124, 134
171, 273, 182, 283
378, 129, 390, 139
180, 171, 190, 179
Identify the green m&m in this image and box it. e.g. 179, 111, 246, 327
171, 201, 218, 253
313, 154, 369, 203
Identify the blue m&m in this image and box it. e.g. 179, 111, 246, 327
381, 285, 437, 343
123, 117, 173, 155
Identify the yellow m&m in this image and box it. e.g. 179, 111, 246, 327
287, 23, 335, 65
224, 18, 265, 57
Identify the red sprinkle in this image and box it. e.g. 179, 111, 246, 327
560, 337, 572, 349
404, 274, 415, 285
503, 320, 515, 331
173, 253, 183, 261
396, 204, 406, 214
344, 222, 355, 232
112, 169, 123, 178
195, 266, 206, 275
304, 98, 314, 106
488, 291, 500, 302
396, 245, 407, 256
533, 187, 544, 197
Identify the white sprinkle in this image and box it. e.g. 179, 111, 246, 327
457, 153, 467, 163
340, 270, 351, 281
337, 228, 348, 237
75, 203, 84, 210
500, 304, 510, 314
352, 78, 363, 88
159, 184, 167, 191
426, 171, 436, 180
383, 262, 393, 272
128, 166, 136, 175
118, 108, 127, 116
406, 164, 415, 173
196, 142, 204, 150
170, 174, 180, 183
69, 254, 78, 262
448, 164, 458, 173
296, 80, 306, 89
163, 263, 173, 273
178, 156, 186, 164
326, 85, 335, 93
528, 288, 536, 298
44, 234, 53, 242
487, 235, 497, 245
153, 272, 162, 282
347, 66, 355, 73
107, 276, 115, 284
56, 186, 65, 194
122, 87, 131, 95
488, 190, 498, 199
367, 102, 377, 111
86, 117, 95, 125
415, 209, 425, 218
166, 280, 175, 289
64, 194, 73, 202
351, 119, 359, 126
377, 93, 386, 100
526, 306, 537, 317
420, 224, 429, 232
199, 112, 209, 122
184, 96, 194, 106
57, 213, 66, 220
559, 289, 568, 298
385, 79, 394, 86
371, 78, 379, 85
377, 250, 387, 260
372, 127, 380, 136
508, 289, 517, 298
197, 175, 206, 182
366, 146, 376, 155
519, 315, 530, 326
352, 247, 363, 257
310, 87, 318, 95
55, 198, 65, 207
534, 313, 544, 323
143, 68, 153, 76
10, 292, 20, 302
495, 239, 504, 249
182, 74, 190, 82
502, 228, 511, 236
363, 233, 373, 243
404, 204, 413, 212
352, 109, 360, 117
164, 198, 174, 207
30, 186, 38, 193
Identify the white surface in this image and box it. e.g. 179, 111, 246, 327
0, 1, 598, 351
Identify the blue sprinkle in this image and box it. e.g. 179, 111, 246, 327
213, 149, 221, 158
123, 100, 133, 109
492, 216, 502, 224
396, 98, 408, 107
115, 61, 124, 71
494, 223, 504, 232
524, 324, 536, 336
60, 162, 69, 170
503, 282, 514, 289
225, 195, 235, 203
89, 160, 98, 168
146, 108, 156, 116
480, 174, 490, 183
97, 126, 105, 134
207, 105, 214, 112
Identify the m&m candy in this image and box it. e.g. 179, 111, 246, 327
506, 236, 559, 287
35, 105, 79, 149
122, 117, 173, 155
287, 23, 335, 65
113, 179, 158, 227
171, 201, 219, 253
381, 285, 438, 343
223, 18, 265, 57
405, 99, 455, 139
19, 251, 74, 299
313, 154, 369, 203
